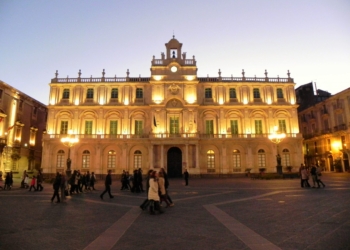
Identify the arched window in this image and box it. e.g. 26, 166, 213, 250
207, 150, 215, 172
232, 149, 241, 172
258, 149, 266, 168
82, 150, 90, 168
57, 150, 65, 168
107, 150, 116, 168
134, 150, 142, 169
282, 149, 291, 166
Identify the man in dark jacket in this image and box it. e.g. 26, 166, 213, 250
100, 170, 114, 200
51, 172, 61, 203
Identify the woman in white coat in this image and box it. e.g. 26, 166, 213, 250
148, 171, 163, 214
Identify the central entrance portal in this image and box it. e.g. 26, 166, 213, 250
167, 147, 182, 178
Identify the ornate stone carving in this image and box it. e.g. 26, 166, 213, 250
168, 83, 180, 95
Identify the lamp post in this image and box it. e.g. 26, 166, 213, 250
61, 134, 79, 177
268, 126, 286, 174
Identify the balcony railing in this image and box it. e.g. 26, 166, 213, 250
45, 133, 300, 140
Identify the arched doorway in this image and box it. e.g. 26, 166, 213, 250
167, 147, 182, 178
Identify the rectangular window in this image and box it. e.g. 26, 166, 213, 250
255, 120, 263, 134
136, 88, 143, 98
63, 89, 70, 99
207, 154, 215, 169
258, 154, 266, 168
111, 88, 118, 99
110, 120, 118, 135
282, 154, 290, 166
232, 154, 241, 169
327, 139, 331, 151
0, 89, 3, 99
135, 120, 143, 135
205, 88, 212, 98
323, 119, 329, 130
134, 155, 142, 169
87, 88, 94, 99
230, 120, 239, 135
206, 120, 214, 134
170, 117, 179, 134
60, 121, 68, 134
253, 88, 260, 98
278, 120, 286, 133
277, 88, 283, 98
229, 88, 237, 98
82, 155, 90, 168
107, 155, 116, 168
85, 121, 93, 134
56, 154, 65, 168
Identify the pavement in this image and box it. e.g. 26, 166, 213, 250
1, 173, 350, 250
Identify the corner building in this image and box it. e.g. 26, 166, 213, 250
42, 37, 303, 177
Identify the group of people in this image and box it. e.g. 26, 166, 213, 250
120, 169, 144, 192
20, 170, 44, 191
299, 164, 326, 188
139, 168, 175, 215
0, 171, 13, 190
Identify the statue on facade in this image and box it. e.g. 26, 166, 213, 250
276, 154, 281, 166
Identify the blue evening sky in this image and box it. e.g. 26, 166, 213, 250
0, 0, 349, 104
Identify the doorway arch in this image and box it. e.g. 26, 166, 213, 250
167, 147, 182, 178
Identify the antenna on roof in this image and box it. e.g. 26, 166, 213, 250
173, 30, 175, 39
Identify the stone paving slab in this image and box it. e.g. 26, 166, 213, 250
1, 174, 350, 250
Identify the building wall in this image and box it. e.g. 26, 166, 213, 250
42, 38, 303, 177
298, 87, 350, 171
0, 80, 48, 177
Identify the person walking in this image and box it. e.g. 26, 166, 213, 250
148, 171, 163, 215
300, 166, 310, 188
184, 169, 189, 186
158, 171, 171, 207
100, 170, 114, 200
316, 164, 326, 188
60, 173, 67, 201
28, 175, 37, 191
90, 172, 96, 190
160, 168, 174, 206
51, 173, 61, 203
36, 170, 44, 191
310, 165, 318, 188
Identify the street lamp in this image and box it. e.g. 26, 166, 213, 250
268, 126, 286, 174
61, 133, 79, 176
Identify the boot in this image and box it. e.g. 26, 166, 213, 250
149, 200, 155, 215
155, 201, 164, 214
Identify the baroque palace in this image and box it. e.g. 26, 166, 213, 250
42, 37, 303, 177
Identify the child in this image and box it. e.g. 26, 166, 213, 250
28, 176, 37, 191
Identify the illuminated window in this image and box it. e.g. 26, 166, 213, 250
60, 121, 68, 134
229, 88, 237, 98
205, 88, 212, 98
258, 149, 266, 168
230, 120, 238, 135
278, 120, 286, 133
107, 150, 116, 168
56, 150, 65, 168
135, 120, 143, 135
253, 88, 260, 98
85, 121, 93, 134
232, 149, 241, 172
207, 150, 215, 170
170, 117, 179, 134
63, 89, 70, 99
277, 88, 283, 98
111, 88, 118, 99
206, 120, 214, 134
136, 88, 143, 98
87, 88, 94, 99
82, 150, 90, 168
255, 120, 263, 134
282, 149, 290, 166
110, 120, 118, 135
134, 150, 142, 169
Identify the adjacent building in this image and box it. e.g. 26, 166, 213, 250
297, 83, 350, 171
0, 80, 48, 177
42, 37, 303, 177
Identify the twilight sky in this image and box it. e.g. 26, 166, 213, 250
0, 0, 349, 105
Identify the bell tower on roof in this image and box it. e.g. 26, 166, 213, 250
150, 36, 197, 81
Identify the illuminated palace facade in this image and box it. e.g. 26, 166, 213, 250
42, 37, 303, 177
0, 80, 47, 177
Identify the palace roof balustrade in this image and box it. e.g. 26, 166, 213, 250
44, 133, 301, 141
